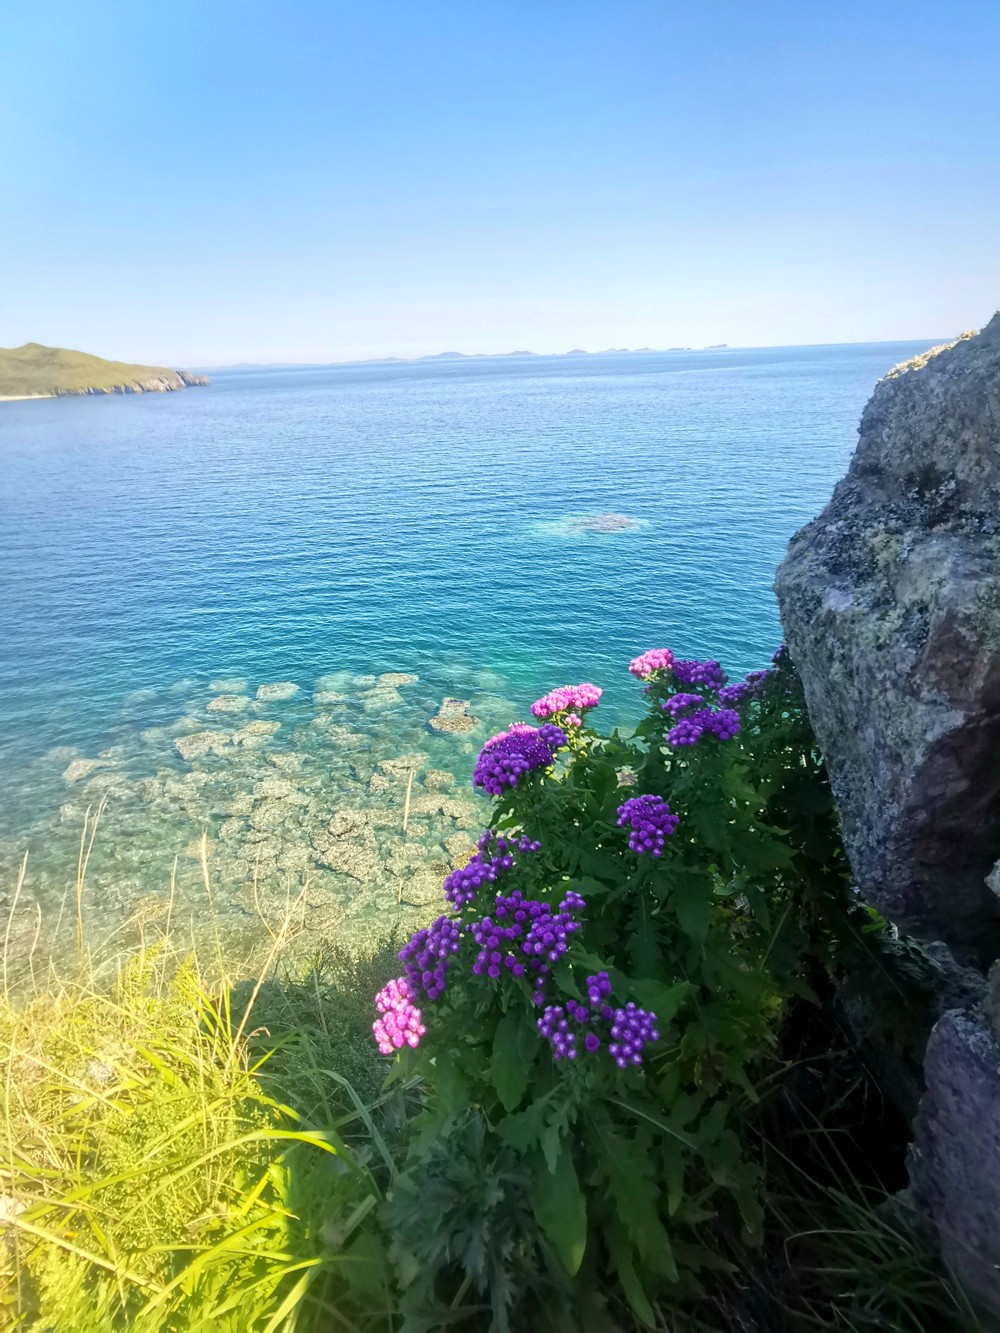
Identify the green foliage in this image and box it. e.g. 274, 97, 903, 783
388, 655, 880, 1327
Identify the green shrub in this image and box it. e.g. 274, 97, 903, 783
381, 649, 876, 1327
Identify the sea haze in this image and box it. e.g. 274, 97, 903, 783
0, 340, 937, 961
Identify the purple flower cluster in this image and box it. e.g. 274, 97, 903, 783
399, 915, 462, 1001
671, 658, 728, 689
530, 682, 603, 720
537, 972, 659, 1066
473, 723, 567, 796
442, 830, 541, 910
662, 692, 704, 717
471, 887, 585, 983
609, 1003, 660, 1069
665, 706, 741, 747
372, 978, 427, 1055
616, 794, 680, 856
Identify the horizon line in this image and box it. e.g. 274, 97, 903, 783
194, 333, 949, 373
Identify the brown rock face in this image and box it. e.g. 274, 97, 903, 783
775, 313, 1000, 963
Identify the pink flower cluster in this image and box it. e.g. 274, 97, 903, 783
530, 682, 603, 721
372, 977, 427, 1055
628, 648, 675, 680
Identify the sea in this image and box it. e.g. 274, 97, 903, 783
0, 341, 938, 973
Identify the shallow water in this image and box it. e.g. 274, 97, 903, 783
0, 341, 938, 969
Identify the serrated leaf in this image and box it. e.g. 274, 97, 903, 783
532, 1140, 587, 1275
496, 1096, 549, 1155
491, 1010, 535, 1112
592, 1113, 677, 1280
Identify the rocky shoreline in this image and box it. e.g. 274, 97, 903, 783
0, 665, 523, 981
53, 369, 209, 396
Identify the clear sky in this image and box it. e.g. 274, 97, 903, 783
2, 0, 998, 365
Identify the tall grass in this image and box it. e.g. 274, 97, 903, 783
0, 829, 405, 1331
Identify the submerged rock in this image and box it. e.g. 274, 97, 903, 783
209, 677, 249, 694
233, 720, 281, 746
62, 757, 108, 784
174, 730, 230, 762
255, 682, 299, 702
379, 672, 418, 687
207, 694, 251, 714
424, 768, 455, 790
313, 690, 347, 706
428, 698, 478, 734
776, 314, 1000, 961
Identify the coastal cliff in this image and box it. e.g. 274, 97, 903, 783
0, 342, 208, 399
776, 311, 1000, 1314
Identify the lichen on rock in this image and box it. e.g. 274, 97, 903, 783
776, 311, 1000, 961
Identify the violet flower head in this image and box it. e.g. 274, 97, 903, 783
629, 647, 675, 680
671, 658, 727, 689
616, 794, 680, 856
609, 1003, 660, 1069
399, 915, 462, 1001
662, 692, 705, 717
473, 723, 567, 796
666, 705, 741, 747
531, 682, 603, 720
372, 977, 427, 1055
718, 681, 750, 707
443, 831, 541, 910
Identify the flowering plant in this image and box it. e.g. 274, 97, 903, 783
383, 647, 852, 1328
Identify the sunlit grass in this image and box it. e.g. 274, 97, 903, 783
0, 830, 403, 1331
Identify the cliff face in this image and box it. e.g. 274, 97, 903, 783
776, 313, 1000, 961
0, 343, 209, 398
775, 312, 1000, 1314
56, 369, 209, 396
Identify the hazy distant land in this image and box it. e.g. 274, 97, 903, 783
0, 343, 209, 400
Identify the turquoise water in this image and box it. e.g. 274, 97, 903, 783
0, 342, 935, 969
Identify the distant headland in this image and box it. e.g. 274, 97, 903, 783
0, 343, 209, 400
206, 345, 731, 371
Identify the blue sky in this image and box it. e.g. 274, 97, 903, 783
2, 0, 998, 364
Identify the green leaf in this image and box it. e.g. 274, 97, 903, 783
532, 1140, 588, 1275
606, 1220, 656, 1327
628, 979, 692, 1028
491, 1010, 536, 1112
496, 1096, 550, 1155
672, 869, 711, 944
592, 1114, 678, 1280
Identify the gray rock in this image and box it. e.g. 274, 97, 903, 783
907, 1008, 1000, 1316
428, 698, 479, 734
174, 730, 230, 762
379, 672, 418, 687
255, 681, 299, 701
775, 313, 1000, 961
62, 757, 107, 783
207, 694, 251, 714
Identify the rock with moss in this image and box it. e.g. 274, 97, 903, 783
776, 312, 1000, 962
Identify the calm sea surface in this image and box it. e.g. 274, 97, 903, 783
0, 342, 936, 967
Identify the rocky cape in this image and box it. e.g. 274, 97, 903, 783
0, 342, 208, 398
52, 369, 208, 396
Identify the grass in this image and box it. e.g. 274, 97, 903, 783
0, 343, 195, 397
0, 861, 406, 1331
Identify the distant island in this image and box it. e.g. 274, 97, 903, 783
0, 343, 209, 400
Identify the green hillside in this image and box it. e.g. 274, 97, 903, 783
0, 342, 207, 397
